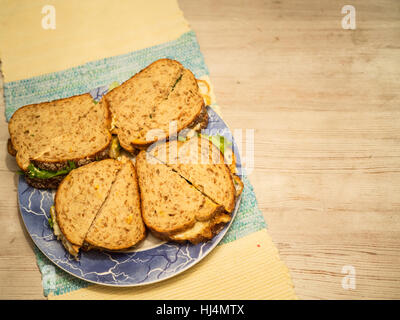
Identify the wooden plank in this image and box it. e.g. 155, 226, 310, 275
180, 0, 400, 299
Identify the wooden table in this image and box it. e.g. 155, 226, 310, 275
1, 0, 400, 299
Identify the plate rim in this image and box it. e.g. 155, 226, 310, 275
17, 107, 243, 287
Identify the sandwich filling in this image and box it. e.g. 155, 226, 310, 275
147, 135, 239, 213
49, 206, 80, 257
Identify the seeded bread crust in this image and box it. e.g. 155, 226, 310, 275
105, 59, 205, 152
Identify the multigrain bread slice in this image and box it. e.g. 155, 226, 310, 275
85, 160, 146, 250
105, 59, 206, 152
135, 150, 226, 243
8, 93, 112, 188
54, 159, 122, 249
148, 136, 238, 213
54, 159, 146, 256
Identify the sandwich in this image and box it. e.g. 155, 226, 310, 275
8, 93, 112, 189
147, 135, 243, 213
8, 59, 207, 189
51, 158, 145, 256
135, 150, 231, 244
105, 59, 208, 153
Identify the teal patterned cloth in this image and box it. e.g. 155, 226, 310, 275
4, 31, 266, 297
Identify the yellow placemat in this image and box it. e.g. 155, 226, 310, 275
49, 230, 296, 300
0, 0, 190, 82
1, 0, 297, 300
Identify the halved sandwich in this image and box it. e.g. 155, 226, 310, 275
147, 135, 243, 213
52, 159, 145, 256
135, 150, 230, 244
8, 93, 112, 189
84, 160, 146, 250
105, 59, 208, 153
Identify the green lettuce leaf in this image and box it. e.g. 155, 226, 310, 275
199, 133, 232, 155
26, 160, 76, 179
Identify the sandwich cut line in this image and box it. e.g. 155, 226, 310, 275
8, 93, 112, 188
135, 151, 230, 244
146, 136, 237, 213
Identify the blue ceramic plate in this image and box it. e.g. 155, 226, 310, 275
18, 103, 242, 286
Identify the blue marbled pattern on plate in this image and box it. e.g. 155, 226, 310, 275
18, 107, 242, 286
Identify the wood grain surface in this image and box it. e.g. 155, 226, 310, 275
179, 0, 400, 300
1, 0, 400, 299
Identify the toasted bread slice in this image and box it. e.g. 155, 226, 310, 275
148, 136, 237, 213
105, 59, 205, 152
85, 160, 146, 250
54, 159, 122, 248
135, 150, 225, 242
8, 93, 112, 187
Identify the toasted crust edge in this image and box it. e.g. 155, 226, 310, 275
129, 100, 205, 149
7, 138, 17, 157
